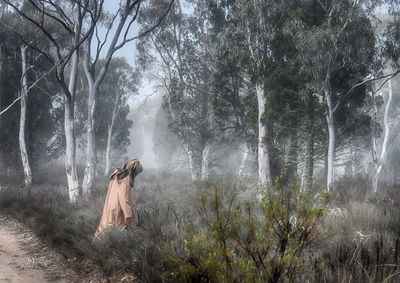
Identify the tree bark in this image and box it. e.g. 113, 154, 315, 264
187, 146, 198, 181
81, 59, 98, 195
0, 43, 2, 129
201, 89, 214, 181
104, 105, 118, 176
19, 44, 32, 187
82, 3, 137, 195
238, 143, 249, 178
256, 81, 271, 185
287, 132, 298, 183
325, 84, 335, 192
0, 43, 3, 177
201, 142, 211, 180
373, 79, 392, 193
65, 48, 80, 201
302, 127, 314, 191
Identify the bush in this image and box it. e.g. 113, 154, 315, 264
1, 172, 399, 282
165, 176, 330, 282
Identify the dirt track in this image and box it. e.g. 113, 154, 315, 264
0, 216, 68, 283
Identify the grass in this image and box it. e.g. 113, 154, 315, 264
0, 170, 399, 282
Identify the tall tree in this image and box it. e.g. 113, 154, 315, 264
81, 0, 174, 194
236, 0, 274, 185
289, 0, 376, 191
2, 0, 102, 201
138, 0, 219, 180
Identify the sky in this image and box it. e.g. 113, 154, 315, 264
94, 1, 154, 103
96, 2, 158, 167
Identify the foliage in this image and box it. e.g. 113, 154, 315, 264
165, 176, 330, 282
1, 171, 400, 282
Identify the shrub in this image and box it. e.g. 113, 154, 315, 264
165, 176, 330, 282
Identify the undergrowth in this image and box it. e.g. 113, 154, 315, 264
0, 172, 399, 282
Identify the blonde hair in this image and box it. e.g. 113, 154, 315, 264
116, 158, 143, 187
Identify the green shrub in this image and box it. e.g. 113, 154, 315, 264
165, 176, 330, 282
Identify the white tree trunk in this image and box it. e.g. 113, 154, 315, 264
201, 90, 214, 181
0, 43, 3, 177
238, 143, 249, 178
104, 120, 114, 176
256, 81, 271, 185
65, 48, 80, 202
201, 142, 211, 180
19, 44, 32, 187
104, 126, 112, 177
326, 88, 335, 192
372, 90, 378, 192
81, 84, 98, 195
82, 6, 134, 194
0, 43, 2, 129
82, 36, 100, 196
301, 130, 314, 191
373, 79, 392, 193
104, 99, 119, 176
187, 146, 198, 181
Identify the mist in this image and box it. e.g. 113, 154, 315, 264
1, 0, 400, 282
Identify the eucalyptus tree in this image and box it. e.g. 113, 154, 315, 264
81, 0, 174, 194
137, 0, 199, 180
1, 0, 102, 201
137, 0, 222, 180
234, 0, 275, 185
371, 0, 400, 192
0, 8, 64, 181
289, 0, 376, 191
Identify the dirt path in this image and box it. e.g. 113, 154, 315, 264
0, 216, 69, 283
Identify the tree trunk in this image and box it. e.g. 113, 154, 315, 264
372, 89, 378, 192
325, 86, 335, 192
19, 44, 32, 187
256, 81, 271, 185
201, 142, 211, 180
0, 43, 2, 129
0, 43, 3, 178
104, 110, 116, 176
238, 143, 249, 178
373, 79, 392, 193
81, 7, 133, 194
82, 35, 99, 196
65, 48, 80, 201
287, 132, 298, 183
302, 127, 314, 191
81, 84, 98, 196
187, 146, 198, 181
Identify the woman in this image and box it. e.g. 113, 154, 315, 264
95, 158, 143, 238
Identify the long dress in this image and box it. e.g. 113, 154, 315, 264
95, 170, 138, 238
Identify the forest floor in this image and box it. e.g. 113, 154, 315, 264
0, 215, 72, 283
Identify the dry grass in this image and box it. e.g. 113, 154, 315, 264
0, 170, 399, 282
